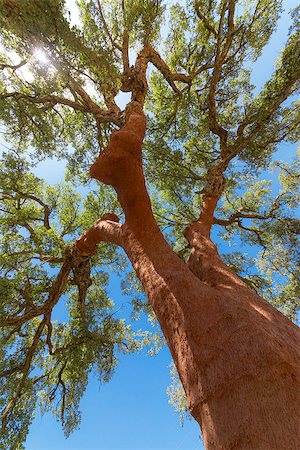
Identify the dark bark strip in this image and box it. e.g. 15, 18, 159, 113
77, 108, 300, 450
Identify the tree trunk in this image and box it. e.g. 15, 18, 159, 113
77, 106, 300, 450
122, 226, 300, 449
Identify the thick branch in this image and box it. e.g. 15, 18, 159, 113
121, 45, 193, 104
183, 159, 228, 248
76, 213, 123, 255
146, 45, 192, 89
88, 106, 161, 241
184, 163, 228, 280
185, 195, 219, 244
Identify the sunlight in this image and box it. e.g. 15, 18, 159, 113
18, 65, 35, 83
34, 48, 48, 64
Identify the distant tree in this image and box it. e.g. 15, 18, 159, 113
0, 0, 299, 448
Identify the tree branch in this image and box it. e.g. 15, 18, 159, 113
0, 89, 123, 127
96, 0, 122, 51
236, 220, 267, 249
0, 249, 73, 327
121, 0, 130, 72
206, 1, 236, 153
0, 60, 27, 71
16, 191, 51, 229
0, 92, 89, 112
147, 45, 192, 89
1, 318, 46, 431
194, 1, 217, 37
121, 45, 193, 102
214, 211, 275, 226
228, 80, 298, 162
76, 213, 123, 255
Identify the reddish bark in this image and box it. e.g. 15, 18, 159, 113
77, 108, 300, 449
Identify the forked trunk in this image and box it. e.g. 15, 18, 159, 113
77, 107, 300, 449
122, 227, 300, 449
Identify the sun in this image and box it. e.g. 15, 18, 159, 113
34, 49, 48, 64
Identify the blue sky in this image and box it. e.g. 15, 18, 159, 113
19, 1, 299, 449
26, 349, 202, 450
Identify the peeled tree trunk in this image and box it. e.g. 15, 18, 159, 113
77, 106, 300, 450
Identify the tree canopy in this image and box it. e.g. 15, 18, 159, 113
0, 0, 299, 447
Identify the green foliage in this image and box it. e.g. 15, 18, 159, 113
0, 151, 153, 442
166, 362, 189, 426
216, 155, 300, 321
0, 0, 118, 83
122, 0, 165, 45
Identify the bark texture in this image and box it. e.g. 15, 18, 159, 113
77, 108, 300, 450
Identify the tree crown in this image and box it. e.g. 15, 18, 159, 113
0, 0, 299, 446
